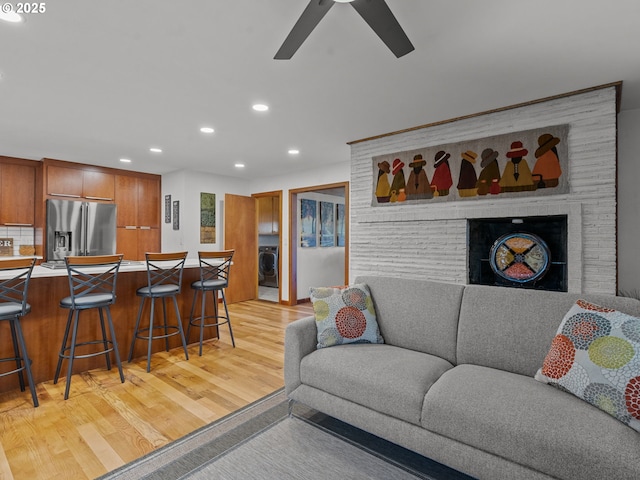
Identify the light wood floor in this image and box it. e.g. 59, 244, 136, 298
0, 300, 313, 480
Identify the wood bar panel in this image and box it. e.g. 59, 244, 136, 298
0, 268, 215, 393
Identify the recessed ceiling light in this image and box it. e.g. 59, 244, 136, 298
235, 163, 245, 168
252, 104, 269, 112
288, 149, 300, 155
149, 147, 162, 153
0, 10, 24, 23
120, 158, 132, 163
200, 127, 215, 134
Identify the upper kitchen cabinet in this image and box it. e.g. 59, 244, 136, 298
115, 174, 160, 228
46, 161, 115, 201
0, 158, 37, 226
257, 196, 279, 235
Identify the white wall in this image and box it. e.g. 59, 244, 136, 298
617, 108, 640, 295
161, 170, 250, 258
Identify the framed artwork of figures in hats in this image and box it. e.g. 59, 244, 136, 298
372, 124, 569, 206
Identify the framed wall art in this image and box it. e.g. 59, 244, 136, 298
372, 124, 569, 206
200, 192, 216, 244
336, 203, 345, 247
320, 201, 335, 247
172, 201, 180, 230
165, 195, 171, 223
300, 198, 317, 247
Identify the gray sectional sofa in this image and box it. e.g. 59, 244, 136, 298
284, 275, 640, 480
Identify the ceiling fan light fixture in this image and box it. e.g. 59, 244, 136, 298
334, 0, 355, 3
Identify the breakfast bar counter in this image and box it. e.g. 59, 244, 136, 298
0, 260, 218, 394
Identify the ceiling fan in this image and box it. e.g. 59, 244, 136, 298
274, 0, 414, 59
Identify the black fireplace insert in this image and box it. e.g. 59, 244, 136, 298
468, 215, 568, 292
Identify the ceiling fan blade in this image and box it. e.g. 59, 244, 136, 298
350, 0, 414, 58
274, 0, 335, 59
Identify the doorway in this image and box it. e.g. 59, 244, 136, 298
289, 182, 349, 304
253, 191, 282, 302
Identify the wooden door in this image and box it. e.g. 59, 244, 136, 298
224, 193, 257, 303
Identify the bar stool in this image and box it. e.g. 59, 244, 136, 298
0, 258, 38, 407
128, 251, 189, 372
187, 250, 235, 356
54, 254, 125, 400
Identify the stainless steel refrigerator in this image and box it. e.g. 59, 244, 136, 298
46, 199, 117, 263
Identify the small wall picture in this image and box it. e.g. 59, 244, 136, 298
165, 195, 171, 223
300, 198, 317, 247
172, 200, 180, 230
200, 192, 216, 243
336, 203, 345, 247
320, 201, 335, 247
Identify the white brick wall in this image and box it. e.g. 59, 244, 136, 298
350, 87, 618, 294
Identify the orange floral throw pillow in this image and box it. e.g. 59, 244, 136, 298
535, 300, 640, 433
310, 284, 384, 349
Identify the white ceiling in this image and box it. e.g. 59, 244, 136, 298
1, 0, 639, 179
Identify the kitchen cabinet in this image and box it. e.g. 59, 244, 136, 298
257, 196, 279, 234
115, 174, 161, 259
47, 164, 115, 201
117, 226, 160, 261
0, 161, 36, 226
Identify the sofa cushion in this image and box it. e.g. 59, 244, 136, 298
300, 344, 453, 425
457, 284, 640, 377
422, 364, 640, 480
354, 275, 464, 364
310, 283, 383, 349
535, 299, 640, 433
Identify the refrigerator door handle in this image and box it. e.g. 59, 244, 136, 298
81, 202, 88, 256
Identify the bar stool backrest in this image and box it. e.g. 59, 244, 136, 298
198, 250, 234, 287
64, 254, 123, 308
144, 252, 188, 290
0, 258, 36, 318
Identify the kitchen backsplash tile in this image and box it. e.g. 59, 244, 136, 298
0, 226, 35, 256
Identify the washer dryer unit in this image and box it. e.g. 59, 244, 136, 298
258, 246, 279, 288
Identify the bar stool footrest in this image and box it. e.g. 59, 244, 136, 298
134, 325, 182, 341
189, 315, 231, 329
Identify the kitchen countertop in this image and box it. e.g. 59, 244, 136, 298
0, 257, 202, 279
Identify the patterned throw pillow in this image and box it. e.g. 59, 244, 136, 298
535, 300, 640, 433
309, 283, 384, 349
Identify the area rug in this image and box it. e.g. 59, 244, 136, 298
99, 389, 474, 480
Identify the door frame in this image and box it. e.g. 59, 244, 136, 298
289, 182, 349, 305
252, 190, 282, 303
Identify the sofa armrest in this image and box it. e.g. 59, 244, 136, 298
284, 315, 317, 396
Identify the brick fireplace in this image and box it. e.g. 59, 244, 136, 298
348, 84, 619, 295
